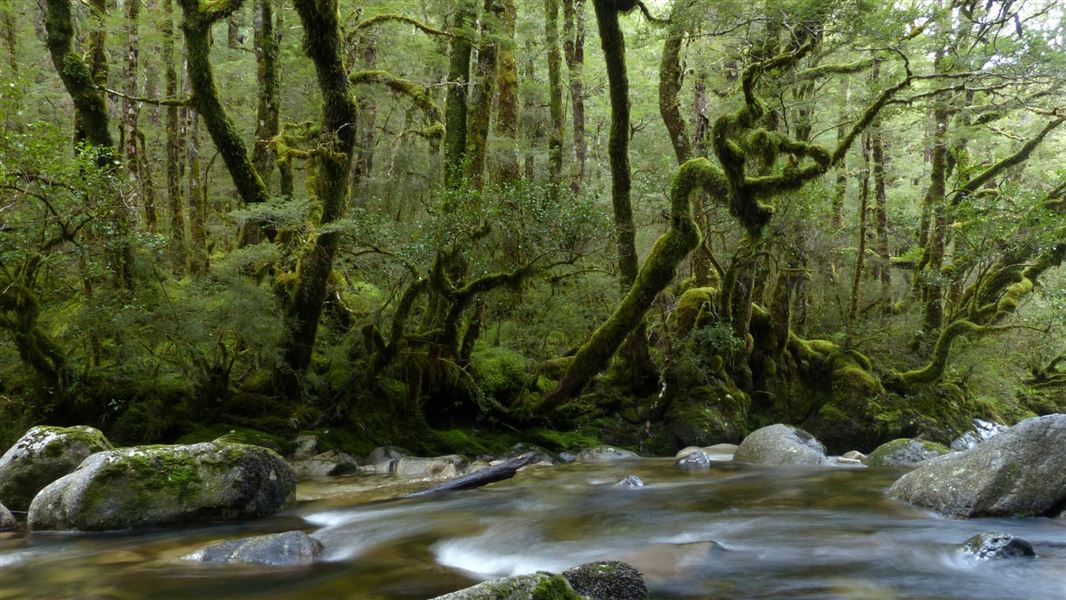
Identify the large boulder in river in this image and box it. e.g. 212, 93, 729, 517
28, 442, 295, 531
291, 450, 359, 479
866, 438, 950, 467
183, 531, 322, 566
0, 501, 15, 531
733, 424, 829, 466
889, 414, 1066, 518
0, 426, 112, 511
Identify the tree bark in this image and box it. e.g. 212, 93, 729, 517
444, 0, 476, 189
545, 0, 565, 198
493, 0, 520, 184
464, 0, 502, 189
163, 0, 185, 274
251, 0, 281, 193
562, 0, 586, 195
847, 132, 871, 340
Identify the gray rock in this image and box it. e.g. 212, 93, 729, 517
563, 561, 647, 600
291, 450, 359, 479
291, 435, 319, 460
836, 457, 864, 465
675, 450, 711, 468
0, 501, 15, 531
733, 424, 829, 466
704, 443, 739, 455
674, 446, 703, 459
431, 573, 579, 599
504, 443, 557, 465
365, 445, 406, 466
0, 426, 112, 510
843, 450, 867, 461
889, 414, 1066, 518
615, 475, 645, 489
392, 455, 464, 479
951, 418, 1008, 451
183, 531, 322, 566
575, 446, 639, 462
28, 442, 295, 531
866, 438, 950, 467
961, 532, 1036, 560
559, 452, 577, 463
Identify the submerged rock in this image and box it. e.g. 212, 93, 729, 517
866, 438, 950, 467
183, 531, 322, 566
615, 475, 645, 489
432, 561, 647, 600
889, 414, 1066, 518
562, 561, 647, 600
950, 418, 1008, 451
733, 424, 829, 466
28, 442, 295, 531
961, 532, 1036, 560
0, 501, 15, 531
0, 426, 112, 511
675, 450, 711, 468
291, 451, 359, 479
575, 446, 639, 462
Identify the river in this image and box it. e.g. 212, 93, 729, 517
2, 458, 1064, 599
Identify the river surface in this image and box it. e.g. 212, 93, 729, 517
2, 458, 1064, 599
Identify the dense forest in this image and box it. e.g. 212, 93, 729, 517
1, 0, 1064, 458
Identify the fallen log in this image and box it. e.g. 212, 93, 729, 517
406, 452, 537, 497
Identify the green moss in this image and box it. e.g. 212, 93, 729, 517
469, 345, 529, 400
176, 425, 291, 455
531, 575, 583, 600
529, 427, 602, 452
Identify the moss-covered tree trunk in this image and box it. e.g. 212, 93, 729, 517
444, 0, 475, 189
43, 0, 113, 151
871, 118, 890, 308
185, 110, 208, 274
281, 0, 359, 382
178, 0, 270, 242
545, 0, 565, 199
0, 4, 15, 73
251, 0, 281, 193
562, 0, 586, 195
464, 0, 502, 189
122, 0, 155, 231
593, 0, 654, 386
847, 132, 871, 340
162, 0, 185, 274
493, 0, 520, 184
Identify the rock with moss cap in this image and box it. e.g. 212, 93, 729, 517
866, 438, 950, 467
562, 561, 647, 600
733, 424, 829, 466
575, 446, 639, 462
960, 532, 1036, 560
0, 501, 15, 531
889, 414, 1066, 518
182, 530, 322, 566
28, 441, 295, 531
431, 572, 583, 599
0, 425, 112, 510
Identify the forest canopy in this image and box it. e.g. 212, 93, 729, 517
0, 0, 1063, 455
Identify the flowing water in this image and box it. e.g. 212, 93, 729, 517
2, 458, 1064, 599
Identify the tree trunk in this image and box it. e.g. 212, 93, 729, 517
44, 0, 113, 151
830, 80, 849, 229
871, 118, 891, 309
464, 0, 501, 189
492, 0, 520, 184
921, 103, 949, 336
847, 132, 871, 340
163, 0, 185, 274
251, 0, 281, 193
185, 109, 208, 274
1, 4, 16, 72
444, 0, 476, 189
281, 0, 359, 381
545, 0, 565, 199
562, 0, 586, 195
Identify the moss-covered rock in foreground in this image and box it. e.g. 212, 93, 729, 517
28, 442, 295, 531
431, 560, 647, 600
0, 425, 112, 511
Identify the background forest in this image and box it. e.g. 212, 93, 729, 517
0, 0, 1063, 457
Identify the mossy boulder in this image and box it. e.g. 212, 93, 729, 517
734, 424, 829, 466
28, 442, 295, 531
470, 346, 529, 402
432, 572, 582, 600
183, 531, 323, 566
432, 561, 647, 600
575, 446, 639, 462
0, 426, 112, 510
889, 414, 1066, 518
662, 384, 748, 449
960, 532, 1036, 560
866, 438, 950, 467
